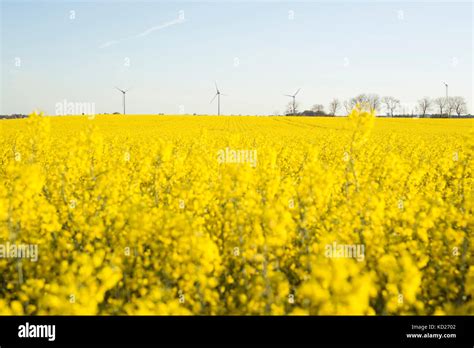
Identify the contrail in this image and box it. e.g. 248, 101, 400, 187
99, 15, 185, 48
136, 18, 185, 38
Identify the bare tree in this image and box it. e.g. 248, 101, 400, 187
311, 104, 325, 113
367, 93, 381, 112
344, 99, 356, 114
381, 96, 400, 117
328, 98, 341, 116
351, 93, 380, 112
351, 93, 369, 105
417, 97, 432, 117
446, 97, 456, 117
434, 97, 447, 116
285, 101, 300, 116
450, 96, 467, 116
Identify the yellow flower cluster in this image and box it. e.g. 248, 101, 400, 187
0, 108, 472, 315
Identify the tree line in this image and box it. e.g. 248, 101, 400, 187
285, 94, 470, 117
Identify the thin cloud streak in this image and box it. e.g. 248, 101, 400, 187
99, 16, 185, 48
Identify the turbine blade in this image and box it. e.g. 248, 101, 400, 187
284, 95, 293, 97
294, 88, 301, 96
210, 93, 218, 103
215, 82, 219, 93
116, 87, 124, 93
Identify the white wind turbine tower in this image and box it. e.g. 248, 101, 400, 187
285, 88, 301, 116
115, 87, 129, 115
210, 82, 227, 115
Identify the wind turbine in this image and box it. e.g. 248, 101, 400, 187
115, 87, 129, 115
285, 88, 301, 116
210, 82, 227, 115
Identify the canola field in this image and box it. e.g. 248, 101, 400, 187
0, 109, 472, 315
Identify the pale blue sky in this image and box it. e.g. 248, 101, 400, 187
1, 1, 472, 115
